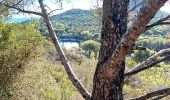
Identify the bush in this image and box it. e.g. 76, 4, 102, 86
0, 22, 44, 99
80, 40, 100, 58
131, 49, 155, 62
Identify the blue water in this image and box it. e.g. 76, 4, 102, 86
6, 18, 32, 23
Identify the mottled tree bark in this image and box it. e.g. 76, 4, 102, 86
91, 0, 129, 99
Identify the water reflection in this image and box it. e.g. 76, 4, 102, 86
60, 41, 79, 49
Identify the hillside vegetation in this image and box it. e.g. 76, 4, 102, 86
0, 7, 170, 99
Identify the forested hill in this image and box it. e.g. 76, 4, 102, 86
50, 8, 170, 36
15, 8, 170, 36
51, 7, 170, 25
51, 9, 99, 26
49, 9, 101, 40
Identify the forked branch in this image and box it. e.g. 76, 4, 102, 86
100, 0, 169, 77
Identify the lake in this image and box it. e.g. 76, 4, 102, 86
60, 41, 79, 49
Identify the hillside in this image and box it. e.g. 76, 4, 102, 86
49, 9, 101, 40
51, 9, 99, 26
51, 8, 170, 36
10, 8, 170, 36
51, 9, 101, 33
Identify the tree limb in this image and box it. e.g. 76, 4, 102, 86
2, 3, 43, 16
129, 87, 170, 100
125, 48, 170, 77
145, 15, 170, 31
38, 0, 91, 99
48, 8, 62, 15
151, 94, 169, 100
98, 0, 168, 78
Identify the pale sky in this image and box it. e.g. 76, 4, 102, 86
13, 0, 170, 18
160, 1, 170, 13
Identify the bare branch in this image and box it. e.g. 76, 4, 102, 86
48, 8, 62, 15
44, 4, 62, 15
129, 88, 170, 100
2, 3, 43, 16
151, 94, 169, 100
38, 0, 91, 99
125, 48, 170, 77
145, 15, 170, 31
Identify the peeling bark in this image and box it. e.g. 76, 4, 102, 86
92, 0, 168, 99
109, 0, 168, 68
91, 0, 128, 99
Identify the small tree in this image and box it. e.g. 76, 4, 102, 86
131, 49, 155, 62
80, 40, 100, 58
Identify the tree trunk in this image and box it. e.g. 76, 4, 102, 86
91, 0, 129, 99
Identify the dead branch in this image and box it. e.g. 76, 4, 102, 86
38, 0, 91, 99
129, 87, 170, 100
145, 15, 170, 31
125, 48, 170, 77
2, 3, 43, 16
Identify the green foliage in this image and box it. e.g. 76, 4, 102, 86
50, 9, 101, 40
124, 62, 170, 99
0, 21, 76, 99
80, 40, 100, 58
0, 21, 44, 99
145, 25, 170, 35
131, 49, 155, 62
137, 35, 170, 51
53, 67, 75, 100
126, 57, 137, 68
0, 4, 12, 21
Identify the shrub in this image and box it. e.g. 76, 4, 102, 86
131, 49, 155, 62
0, 22, 44, 99
80, 40, 100, 58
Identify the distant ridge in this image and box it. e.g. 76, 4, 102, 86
9, 8, 169, 24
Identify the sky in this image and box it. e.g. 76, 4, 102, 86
160, 1, 170, 13
13, 0, 95, 18
13, 0, 170, 18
